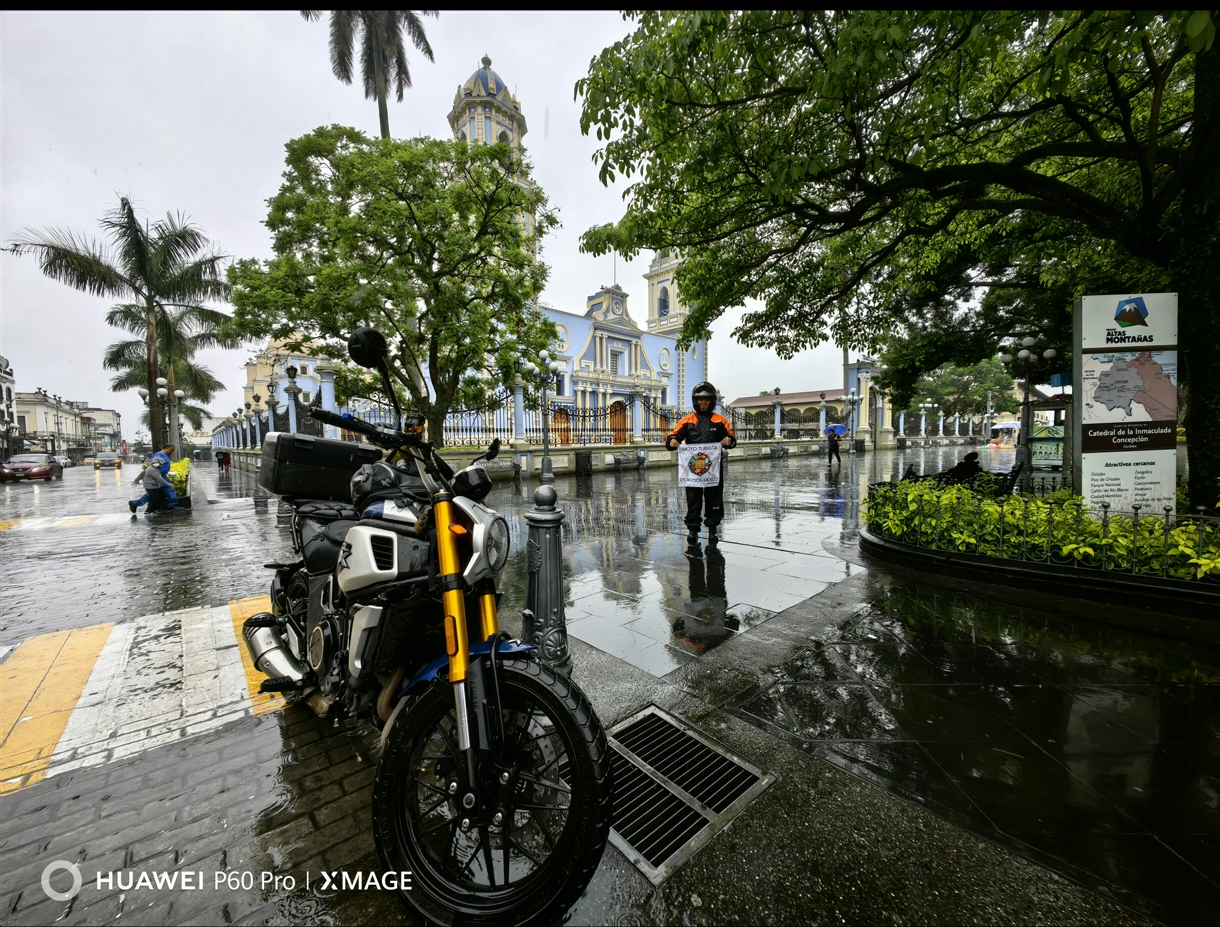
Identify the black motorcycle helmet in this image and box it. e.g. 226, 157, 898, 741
691, 381, 717, 411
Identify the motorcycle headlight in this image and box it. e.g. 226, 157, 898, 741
485, 517, 510, 573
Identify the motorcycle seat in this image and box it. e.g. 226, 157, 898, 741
300, 517, 358, 574
290, 499, 359, 521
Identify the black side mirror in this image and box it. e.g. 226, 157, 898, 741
349, 328, 388, 370
487, 438, 501, 461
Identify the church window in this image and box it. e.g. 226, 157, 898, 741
486, 120, 493, 144
658, 286, 670, 318
459, 130, 467, 142
610, 352, 621, 375
498, 129, 510, 144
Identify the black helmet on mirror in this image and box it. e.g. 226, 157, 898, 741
348, 328, 388, 370
691, 381, 717, 406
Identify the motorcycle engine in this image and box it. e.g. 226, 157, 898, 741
308, 613, 345, 696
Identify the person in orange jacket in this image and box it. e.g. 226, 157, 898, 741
666, 381, 736, 541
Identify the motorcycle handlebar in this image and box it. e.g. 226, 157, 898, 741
309, 408, 386, 441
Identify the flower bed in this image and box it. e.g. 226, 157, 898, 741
864, 479, 1220, 583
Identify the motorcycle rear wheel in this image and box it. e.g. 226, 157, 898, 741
373, 656, 611, 926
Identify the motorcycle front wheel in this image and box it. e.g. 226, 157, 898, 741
373, 656, 612, 926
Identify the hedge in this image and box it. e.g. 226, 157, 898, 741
864, 480, 1220, 582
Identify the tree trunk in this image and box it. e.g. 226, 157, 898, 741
426, 405, 446, 450
1177, 42, 1220, 513
373, 34, 391, 140
146, 301, 164, 449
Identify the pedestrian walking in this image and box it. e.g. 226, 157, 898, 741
666, 382, 736, 542
129, 445, 178, 513
826, 428, 842, 465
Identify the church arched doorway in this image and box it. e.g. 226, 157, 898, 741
609, 400, 628, 445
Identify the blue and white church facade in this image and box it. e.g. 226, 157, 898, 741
447, 57, 708, 432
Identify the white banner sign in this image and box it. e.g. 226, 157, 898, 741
677, 442, 722, 488
1080, 450, 1177, 513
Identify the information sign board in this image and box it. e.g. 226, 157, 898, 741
1072, 294, 1178, 513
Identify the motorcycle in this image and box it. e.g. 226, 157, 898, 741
242, 329, 612, 925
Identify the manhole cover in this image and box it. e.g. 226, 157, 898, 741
608, 706, 775, 885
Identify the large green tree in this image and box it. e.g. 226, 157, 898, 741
228, 126, 557, 441
103, 302, 239, 432
301, 10, 436, 140
895, 358, 1022, 424
577, 10, 1220, 509
8, 197, 228, 448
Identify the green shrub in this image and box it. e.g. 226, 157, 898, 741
864, 480, 1220, 581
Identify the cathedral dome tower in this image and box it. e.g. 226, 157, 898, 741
448, 55, 527, 151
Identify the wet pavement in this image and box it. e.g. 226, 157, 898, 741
0, 448, 1215, 924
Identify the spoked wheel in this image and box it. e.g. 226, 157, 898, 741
373, 657, 612, 926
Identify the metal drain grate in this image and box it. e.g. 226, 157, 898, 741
608, 706, 775, 885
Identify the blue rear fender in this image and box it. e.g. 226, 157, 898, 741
399, 638, 537, 699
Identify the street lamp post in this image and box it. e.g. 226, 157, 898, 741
844, 388, 860, 453
265, 383, 280, 435
284, 366, 301, 434
251, 395, 263, 447
523, 350, 561, 485
1000, 337, 1057, 482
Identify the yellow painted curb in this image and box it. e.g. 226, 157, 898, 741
228, 597, 286, 716
0, 623, 114, 793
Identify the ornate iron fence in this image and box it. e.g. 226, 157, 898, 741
640, 397, 675, 444
440, 390, 514, 448
781, 407, 822, 438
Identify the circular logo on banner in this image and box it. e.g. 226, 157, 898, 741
688, 452, 713, 476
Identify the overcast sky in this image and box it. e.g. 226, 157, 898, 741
1, 11, 848, 439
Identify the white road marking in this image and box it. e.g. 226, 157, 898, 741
46, 606, 254, 778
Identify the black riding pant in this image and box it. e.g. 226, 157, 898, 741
828, 444, 841, 463
685, 484, 725, 529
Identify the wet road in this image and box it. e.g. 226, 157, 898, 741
2, 448, 1216, 924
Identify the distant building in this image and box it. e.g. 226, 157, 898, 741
1, 355, 17, 457
14, 391, 87, 458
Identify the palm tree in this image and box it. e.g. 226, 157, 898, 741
103, 302, 239, 435
301, 10, 437, 139
8, 197, 228, 448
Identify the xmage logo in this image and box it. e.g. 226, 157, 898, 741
317, 870, 412, 891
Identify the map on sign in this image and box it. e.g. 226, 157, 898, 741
1081, 350, 1177, 424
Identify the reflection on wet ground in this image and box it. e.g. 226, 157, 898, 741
730, 570, 1220, 924
13, 447, 1215, 922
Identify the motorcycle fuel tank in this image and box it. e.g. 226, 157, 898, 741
336, 524, 430, 593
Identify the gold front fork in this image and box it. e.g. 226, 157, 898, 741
478, 592, 499, 642
432, 495, 471, 684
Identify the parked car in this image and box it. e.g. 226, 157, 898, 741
55, 455, 75, 469
4, 453, 64, 481
93, 452, 123, 470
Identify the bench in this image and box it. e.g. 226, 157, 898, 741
768, 444, 790, 458
481, 458, 521, 478
902, 460, 1025, 494
612, 452, 646, 472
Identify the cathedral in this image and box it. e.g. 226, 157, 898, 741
447, 57, 709, 419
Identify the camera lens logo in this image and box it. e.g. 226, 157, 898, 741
41, 861, 83, 901
1114, 296, 1150, 328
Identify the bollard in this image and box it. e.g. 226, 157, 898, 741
522, 484, 572, 674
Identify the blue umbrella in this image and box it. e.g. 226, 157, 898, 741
824, 424, 847, 436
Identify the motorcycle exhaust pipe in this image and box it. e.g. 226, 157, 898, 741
242, 614, 307, 688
